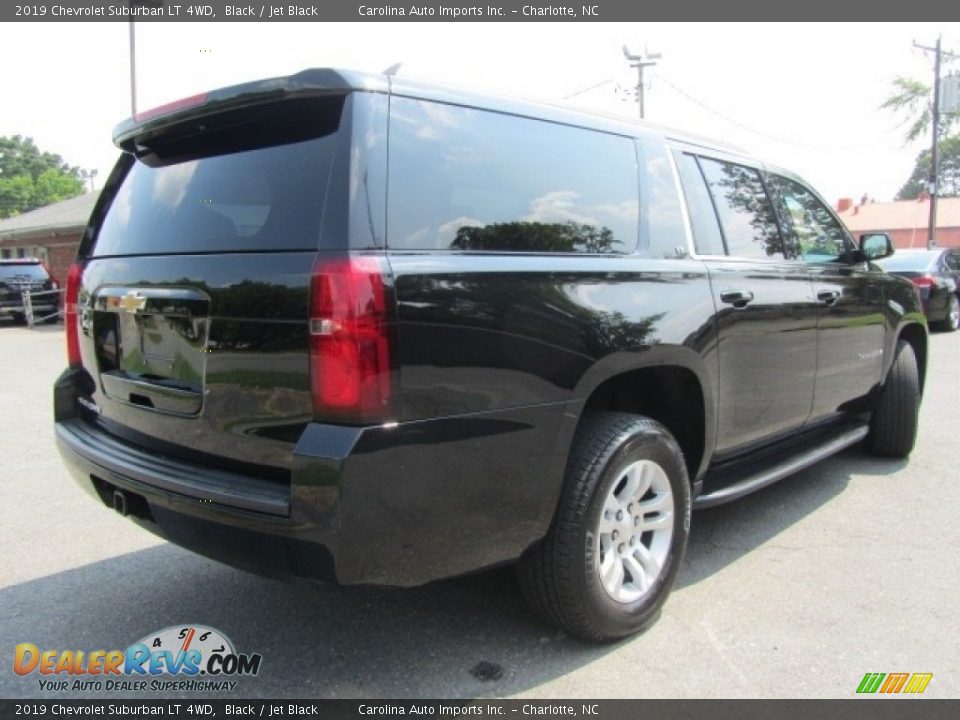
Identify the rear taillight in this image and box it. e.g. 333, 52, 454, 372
309, 256, 392, 423
911, 275, 935, 289
65, 262, 83, 368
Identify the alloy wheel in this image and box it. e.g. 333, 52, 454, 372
595, 459, 675, 604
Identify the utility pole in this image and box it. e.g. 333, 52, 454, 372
623, 45, 661, 120
129, 21, 137, 116
914, 36, 959, 249
80, 169, 99, 193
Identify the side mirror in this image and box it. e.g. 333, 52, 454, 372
859, 232, 894, 261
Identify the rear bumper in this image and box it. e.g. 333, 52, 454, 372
55, 413, 337, 583
56, 418, 290, 515
54, 369, 574, 587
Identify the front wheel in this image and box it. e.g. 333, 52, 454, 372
867, 340, 920, 458
518, 412, 691, 642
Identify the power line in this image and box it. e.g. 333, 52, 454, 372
563, 78, 614, 100
563, 67, 907, 156
654, 73, 902, 154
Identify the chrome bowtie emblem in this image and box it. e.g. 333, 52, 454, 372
117, 292, 147, 313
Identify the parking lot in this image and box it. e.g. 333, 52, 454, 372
1, 321, 957, 699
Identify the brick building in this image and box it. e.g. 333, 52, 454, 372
0, 191, 99, 284
836, 194, 960, 249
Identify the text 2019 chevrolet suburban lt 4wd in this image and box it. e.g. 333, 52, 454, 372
54, 69, 927, 642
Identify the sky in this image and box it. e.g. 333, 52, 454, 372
1, 21, 958, 205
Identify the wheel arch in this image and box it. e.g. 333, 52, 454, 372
567, 347, 715, 485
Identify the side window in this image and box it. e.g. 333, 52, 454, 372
637, 137, 689, 258
673, 151, 725, 256
698, 157, 784, 260
770, 175, 851, 264
387, 98, 639, 253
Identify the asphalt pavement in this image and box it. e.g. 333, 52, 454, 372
1, 321, 957, 699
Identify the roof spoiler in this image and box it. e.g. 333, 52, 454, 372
112, 68, 388, 151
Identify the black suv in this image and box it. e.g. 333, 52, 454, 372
0, 258, 58, 324
54, 70, 927, 642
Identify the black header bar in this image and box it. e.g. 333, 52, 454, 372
2, 0, 953, 22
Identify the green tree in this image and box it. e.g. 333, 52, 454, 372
0, 135, 86, 218
896, 135, 960, 200
882, 75, 960, 200
880, 76, 958, 144
883, 78, 932, 143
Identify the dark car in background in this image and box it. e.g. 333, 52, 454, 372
0, 258, 59, 324
877, 248, 960, 332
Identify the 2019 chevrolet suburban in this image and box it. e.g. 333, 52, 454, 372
54, 69, 927, 641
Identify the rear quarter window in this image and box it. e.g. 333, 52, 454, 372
387, 98, 639, 254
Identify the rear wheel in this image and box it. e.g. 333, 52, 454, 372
936, 293, 959, 332
867, 340, 920, 458
518, 412, 691, 642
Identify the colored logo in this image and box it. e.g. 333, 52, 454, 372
857, 672, 933, 694
116, 292, 147, 314
13, 625, 262, 692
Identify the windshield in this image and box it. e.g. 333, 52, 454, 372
0, 263, 49, 281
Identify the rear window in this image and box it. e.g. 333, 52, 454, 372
0, 263, 48, 281
387, 97, 639, 253
92, 98, 343, 256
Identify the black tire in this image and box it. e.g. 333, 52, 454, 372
935, 293, 959, 332
518, 412, 691, 642
867, 340, 920, 458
